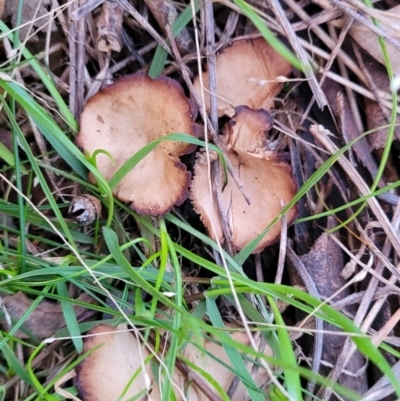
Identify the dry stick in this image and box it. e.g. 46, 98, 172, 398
326, 0, 400, 52
371, 282, 400, 347
269, 0, 327, 109
120, 28, 147, 67
70, 0, 105, 21
286, 244, 323, 399
144, 0, 194, 55
217, 10, 239, 50
324, 70, 398, 112
341, 242, 368, 280
359, 211, 400, 336
109, 42, 156, 73
303, 15, 354, 122
203, 0, 233, 254
331, 286, 400, 310
116, 0, 171, 54
68, 2, 77, 119
342, 0, 400, 33
275, 203, 288, 285
52, 0, 70, 38
76, 2, 86, 119
291, 8, 343, 31
361, 361, 400, 401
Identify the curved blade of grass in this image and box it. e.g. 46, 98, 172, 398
108, 133, 227, 189
159, 219, 183, 401
102, 227, 186, 312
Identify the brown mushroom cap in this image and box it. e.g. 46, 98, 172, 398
193, 38, 292, 117
75, 324, 152, 401
77, 73, 197, 216
190, 106, 297, 253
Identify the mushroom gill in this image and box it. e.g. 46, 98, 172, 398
190, 106, 297, 253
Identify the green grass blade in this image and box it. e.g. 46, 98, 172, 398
0, 333, 32, 385
0, 142, 28, 174
56, 282, 83, 353
268, 296, 302, 400
108, 133, 226, 190
206, 297, 266, 401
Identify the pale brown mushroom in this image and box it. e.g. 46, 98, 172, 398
77, 73, 197, 216
193, 38, 292, 117
190, 106, 297, 253
75, 323, 273, 401
75, 324, 152, 401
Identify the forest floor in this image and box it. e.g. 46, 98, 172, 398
0, 0, 400, 400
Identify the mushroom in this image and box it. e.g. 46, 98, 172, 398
76, 323, 273, 401
75, 324, 152, 401
77, 73, 197, 216
193, 38, 292, 117
190, 106, 297, 253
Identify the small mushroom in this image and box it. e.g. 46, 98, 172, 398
193, 38, 292, 117
75, 324, 152, 401
190, 106, 297, 253
77, 73, 197, 216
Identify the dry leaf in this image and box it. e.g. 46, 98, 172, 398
96, 1, 124, 53
76, 324, 273, 401
0, 292, 94, 339
3, 0, 56, 42
321, 79, 378, 176
299, 218, 368, 394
